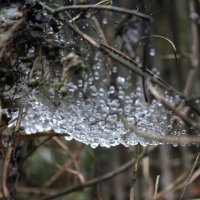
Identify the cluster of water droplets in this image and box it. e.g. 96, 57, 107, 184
13, 50, 195, 148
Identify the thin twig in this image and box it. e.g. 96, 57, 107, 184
155, 172, 187, 199
0, 98, 2, 132
15, 108, 24, 132
2, 143, 13, 199
156, 167, 200, 199
16, 186, 58, 195
153, 175, 160, 200
178, 152, 200, 199
130, 145, 140, 200
69, 0, 110, 23
54, 163, 85, 184
52, 137, 68, 151
0, 132, 72, 150
16, 132, 70, 141
53, 5, 152, 20
0, 17, 25, 57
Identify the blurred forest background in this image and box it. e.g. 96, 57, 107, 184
1, 0, 200, 200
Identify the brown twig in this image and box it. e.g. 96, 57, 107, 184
16, 132, 71, 141
69, 0, 110, 23
153, 175, 160, 200
0, 17, 25, 57
52, 137, 68, 151
0, 132, 72, 150
2, 143, 13, 199
156, 166, 200, 199
54, 163, 85, 184
155, 172, 188, 199
0, 98, 2, 132
53, 5, 152, 21
16, 186, 58, 195
15, 108, 24, 132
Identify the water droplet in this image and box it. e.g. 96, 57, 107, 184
89, 85, 97, 97
109, 99, 120, 111
117, 76, 125, 88
102, 18, 108, 25
67, 82, 76, 92
108, 86, 115, 94
178, 121, 183, 127
112, 66, 118, 73
90, 143, 99, 148
167, 125, 172, 131
65, 135, 73, 141
94, 71, 99, 80
78, 80, 83, 87
99, 88, 105, 96
118, 90, 125, 100
181, 130, 186, 135
149, 48, 156, 56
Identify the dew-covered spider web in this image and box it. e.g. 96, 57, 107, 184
1, 1, 200, 148
6, 50, 196, 148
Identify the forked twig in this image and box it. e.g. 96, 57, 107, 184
38, 147, 156, 200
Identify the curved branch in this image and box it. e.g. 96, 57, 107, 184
53, 5, 152, 21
